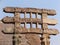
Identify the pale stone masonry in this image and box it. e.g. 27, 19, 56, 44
0, 7, 59, 45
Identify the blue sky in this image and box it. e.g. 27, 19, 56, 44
0, 0, 60, 45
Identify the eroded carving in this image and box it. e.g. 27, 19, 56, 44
1, 7, 59, 45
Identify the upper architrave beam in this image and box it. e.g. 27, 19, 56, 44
3, 7, 56, 15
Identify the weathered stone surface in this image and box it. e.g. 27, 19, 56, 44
25, 34, 41, 45
4, 7, 56, 15
0, 7, 58, 45
2, 16, 57, 25
2, 24, 59, 35
13, 34, 41, 45
0, 23, 41, 45
0, 23, 13, 45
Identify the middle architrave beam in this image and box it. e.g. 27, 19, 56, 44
2, 16, 57, 25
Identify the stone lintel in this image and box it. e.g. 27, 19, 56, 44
3, 7, 56, 15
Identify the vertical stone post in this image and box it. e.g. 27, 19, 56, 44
30, 12, 32, 28
24, 12, 26, 28
36, 13, 38, 28
14, 12, 20, 45
41, 10, 50, 45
